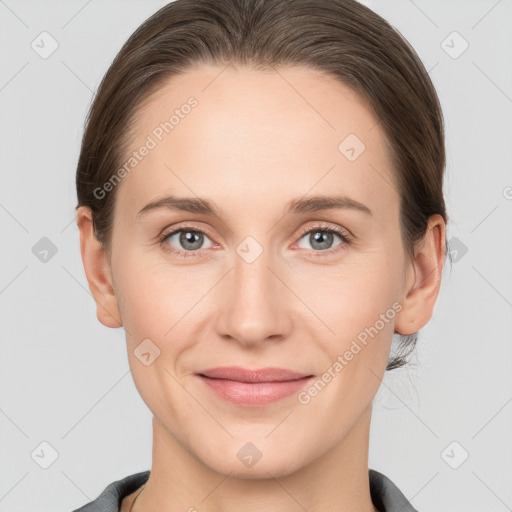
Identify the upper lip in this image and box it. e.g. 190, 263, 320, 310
198, 366, 312, 383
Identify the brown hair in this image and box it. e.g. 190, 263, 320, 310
75, 0, 451, 371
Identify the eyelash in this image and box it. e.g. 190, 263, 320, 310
157, 222, 351, 259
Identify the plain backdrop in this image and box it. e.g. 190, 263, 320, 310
0, 1, 511, 511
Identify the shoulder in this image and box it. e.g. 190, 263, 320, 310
70, 470, 150, 512
369, 469, 420, 512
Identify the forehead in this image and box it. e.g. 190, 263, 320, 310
115, 64, 399, 222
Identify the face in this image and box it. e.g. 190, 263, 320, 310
102, 64, 414, 477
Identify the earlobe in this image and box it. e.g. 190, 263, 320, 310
76, 206, 123, 329
394, 214, 446, 336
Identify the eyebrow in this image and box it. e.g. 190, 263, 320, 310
136, 194, 372, 220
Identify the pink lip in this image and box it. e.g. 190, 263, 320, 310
197, 366, 314, 407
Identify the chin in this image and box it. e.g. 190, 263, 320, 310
198, 440, 309, 480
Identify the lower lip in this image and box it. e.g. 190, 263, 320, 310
198, 375, 313, 407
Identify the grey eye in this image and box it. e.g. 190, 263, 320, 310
298, 230, 343, 251
165, 229, 213, 251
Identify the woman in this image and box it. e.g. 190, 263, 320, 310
72, 0, 450, 510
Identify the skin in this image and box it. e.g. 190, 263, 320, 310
77, 63, 446, 512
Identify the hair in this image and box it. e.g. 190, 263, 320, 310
75, 0, 452, 371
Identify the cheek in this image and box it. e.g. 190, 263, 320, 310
305, 256, 401, 335
114, 256, 214, 396
115, 259, 199, 420
297, 266, 400, 423
113, 249, 201, 339
298, 251, 403, 389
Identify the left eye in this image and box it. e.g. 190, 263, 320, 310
296, 227, 346, 252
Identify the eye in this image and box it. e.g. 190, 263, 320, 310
159, 224, 215, 257
158, 222, 351, 258
294, 223, 350, 255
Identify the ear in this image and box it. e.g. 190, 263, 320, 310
76, 206, 123, 328
394, 214, 446, 336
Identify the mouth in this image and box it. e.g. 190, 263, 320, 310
196, 366, 314, 407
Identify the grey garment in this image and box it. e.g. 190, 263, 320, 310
71, 468, 419, 512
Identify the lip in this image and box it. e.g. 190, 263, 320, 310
199, 366, 311, 382
197, 366, 314, 407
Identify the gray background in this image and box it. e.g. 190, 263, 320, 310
0, 0, 511, 511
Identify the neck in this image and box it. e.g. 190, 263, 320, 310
134, 405, 378, 512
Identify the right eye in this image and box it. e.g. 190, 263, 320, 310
159, 225, 216, 257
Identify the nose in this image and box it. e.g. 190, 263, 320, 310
214, 244, 293, 348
